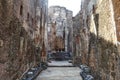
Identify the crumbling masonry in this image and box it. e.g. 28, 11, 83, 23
0, 0, 48, 80
73, 0, 120, 80
48, 6, 73, 52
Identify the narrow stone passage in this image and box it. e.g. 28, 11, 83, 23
35, 67, 83, 80
1, 0, 120, 80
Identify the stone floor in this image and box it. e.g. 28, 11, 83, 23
35, 67, 83, 80
48, 60, 73, 67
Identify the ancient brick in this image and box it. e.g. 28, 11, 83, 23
73, 0, 120, 80
0, 0, 48, 80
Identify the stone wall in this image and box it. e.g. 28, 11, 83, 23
73, 10, 89, 65
73, 12, 82, 64
66, 10, 73, 53
73, 0, 120, 80
0, 0, 48, 80
112, 0, 120, 41
48, 6, 73, 52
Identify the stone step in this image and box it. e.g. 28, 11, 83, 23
48, 61, 74, 67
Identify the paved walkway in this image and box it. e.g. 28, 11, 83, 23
35, 67, 83, 80
48, 60, 73, 67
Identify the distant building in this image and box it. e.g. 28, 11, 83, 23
48, 6, 73, 52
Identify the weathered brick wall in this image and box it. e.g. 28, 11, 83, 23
73, 12, 82, 64
86, 0, 120, 80
112, 0, 120, 41
0, 0, 48, 80
73, 0, 120, 80
73, 11, 89, 65
91, 0, 118, 80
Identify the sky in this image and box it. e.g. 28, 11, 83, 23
48, 0, 81, 16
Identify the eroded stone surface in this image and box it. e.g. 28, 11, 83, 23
73, 0, 120, 80
0, 0, 48, 80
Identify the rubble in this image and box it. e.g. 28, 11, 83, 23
80, 65, 94, 80
21, 62, 48, 80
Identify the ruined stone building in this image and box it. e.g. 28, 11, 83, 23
48, 6, 73, 52
73, 0, 120, 80
0, 0, 48, 80
1, 0, 120, 80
